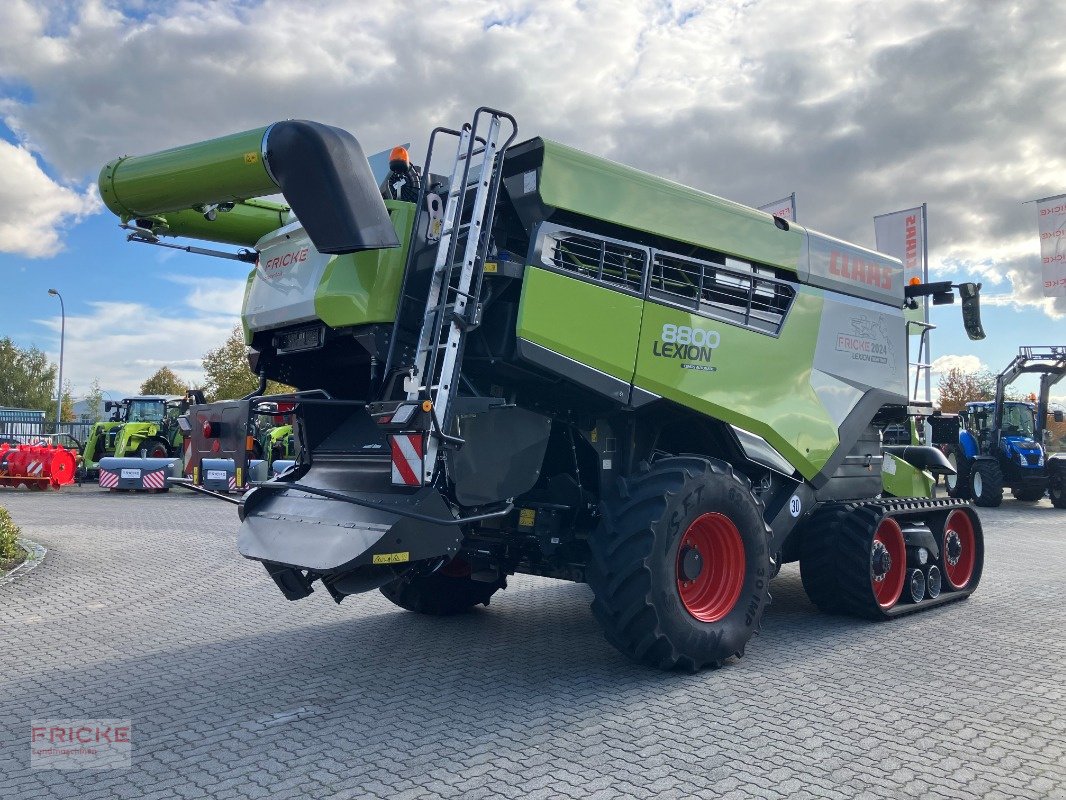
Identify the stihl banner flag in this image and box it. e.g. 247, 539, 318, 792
875, 206, 926, 327
758, 194, 795, 222
1036, 194, 1066, 296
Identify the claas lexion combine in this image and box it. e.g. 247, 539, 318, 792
100, 109, 989, 669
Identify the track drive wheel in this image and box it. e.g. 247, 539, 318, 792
379, 558, 503, 616
1048, 464, 1066, 509
943, 447, 971, 499
587, 457, 771, 671
969, 461, 1003, 507
801, 506, 908, 619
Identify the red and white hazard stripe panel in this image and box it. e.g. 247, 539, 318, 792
142, 470, 166, 490
390, 434, 424, 486
228, 475, 237, 492
99, 470, 118, 489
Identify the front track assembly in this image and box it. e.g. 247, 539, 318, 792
800, 497, 984, 620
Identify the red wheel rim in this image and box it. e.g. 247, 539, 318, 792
675, 512, 746, 623
871, 517, 906, 609
147, 444, 168, 458
942, 509, 976, 589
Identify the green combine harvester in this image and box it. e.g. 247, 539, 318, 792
100, 109, 988, 670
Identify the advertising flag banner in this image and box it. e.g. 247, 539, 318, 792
758, 193, 796, 222
1036, 195, 1066, 297
875, 206, 926, 329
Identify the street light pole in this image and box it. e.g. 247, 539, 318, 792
48, 289, 65, 431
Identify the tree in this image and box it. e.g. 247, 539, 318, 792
140, 366, 188, 396
202, 325, 291, 401
45, 380, 76, 423
937, 368, 995, 414
0, 336, 58, 411
84, 378, 104, 423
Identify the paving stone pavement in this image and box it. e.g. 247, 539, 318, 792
0, 485, 1064, 799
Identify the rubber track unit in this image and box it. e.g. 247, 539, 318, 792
801, 496, 983, 621
586, 457, 772, 672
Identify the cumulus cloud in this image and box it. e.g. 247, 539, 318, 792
35, 298, 236, 395
0, 138, 100, 256
2, 0, 1065, 315
929, 354, 985, 376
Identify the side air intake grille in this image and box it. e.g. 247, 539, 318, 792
536, 224, 648, 294
648, 253, 795, 335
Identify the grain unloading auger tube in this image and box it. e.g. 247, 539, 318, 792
100, 107, 991, 670
99, 120, 399, 254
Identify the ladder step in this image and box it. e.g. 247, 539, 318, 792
439, 222, 472, 238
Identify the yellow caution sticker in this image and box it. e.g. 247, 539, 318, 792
373, 552, 410, 565
484, 261, 498, 273
244, 152, 259, 164
518, 508, 536, 527
236, 467, 243, 487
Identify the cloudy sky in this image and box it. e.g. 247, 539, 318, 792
1, 0, 1064, 402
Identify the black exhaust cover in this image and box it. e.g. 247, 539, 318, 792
264, 120, 400, 254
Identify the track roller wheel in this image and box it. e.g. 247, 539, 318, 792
801, 507, 909, 619
969, 461, 1003, 507
379, 558, 504, 616
936, 508, 983, 591
943, 446, 971, 500
587, 457, 771, 671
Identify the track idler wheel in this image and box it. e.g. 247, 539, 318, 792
937, 508, 982, 591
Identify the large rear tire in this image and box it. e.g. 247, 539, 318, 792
143, 439, 170, 459
587, 457, 771, 671
969, 460, 1003, 507
379, 559, 503, 616
944, 447, 971, 500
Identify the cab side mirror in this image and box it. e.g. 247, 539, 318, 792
958, 282, 985, 341
1055, 409, 1065, 423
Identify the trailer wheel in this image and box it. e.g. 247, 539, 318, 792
379, 559, 503, 615
969, 461, 1003, 507
1049, 465, 1066, 509
943, 447, 970, 499
587, 457, 770, 671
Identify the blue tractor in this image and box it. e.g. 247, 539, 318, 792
945, 346, 1066, 507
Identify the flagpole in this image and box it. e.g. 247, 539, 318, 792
922, 202, 931, 402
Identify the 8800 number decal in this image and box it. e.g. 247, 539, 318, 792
653, 324, 721, 371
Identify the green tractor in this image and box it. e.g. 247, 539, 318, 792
82, 395, 192, 477
100, 109, 987, 670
